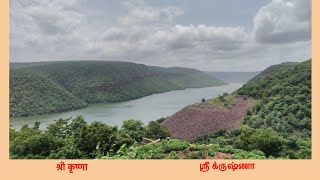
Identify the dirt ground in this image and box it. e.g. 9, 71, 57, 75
162, 96, 253, 140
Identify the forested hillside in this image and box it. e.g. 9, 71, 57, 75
10, 61, 226, 117
162, 59, 311, 159
195, 59, 311, 159
9, 59, 312, 159
237, 60, 311, 139
10, 70, 87, 117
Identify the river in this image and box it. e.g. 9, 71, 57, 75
10, 83, 244, 130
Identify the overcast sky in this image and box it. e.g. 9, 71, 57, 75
10, 0, 311, 71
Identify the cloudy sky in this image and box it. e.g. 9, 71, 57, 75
10, 0, 311, 71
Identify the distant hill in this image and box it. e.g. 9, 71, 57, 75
10, 62, 57, 70
9, 59, 312, 159
205, 71, 260, 83
247, 62, 298, 82
10, 61, 226, 117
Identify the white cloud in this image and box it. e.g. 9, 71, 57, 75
86, 24, 251, 65
10, 0, 89, 59
156, 25, 250, 51
118, 0, 184, 25
253, 0, 311, 44
10, 0, 311, 71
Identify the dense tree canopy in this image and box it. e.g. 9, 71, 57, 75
10, 70, 87, 117
10, 117, 267, 160
194, 59, 311, 159
237, 60, 311, 139
10, 61, 226, 117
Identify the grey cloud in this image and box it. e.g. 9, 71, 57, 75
89, 24, 250, 63
152, 25, 250, 51
253, 0, 311, 44
10, 0, 89, 59
119, 0, 184, 25
10, 0, 311, 71
29, 8, 84, 35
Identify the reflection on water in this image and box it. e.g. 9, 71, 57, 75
10, 83, 244, 130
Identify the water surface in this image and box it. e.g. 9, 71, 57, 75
10, 83, 243, 130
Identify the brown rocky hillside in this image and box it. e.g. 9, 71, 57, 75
162, 96, 253, 140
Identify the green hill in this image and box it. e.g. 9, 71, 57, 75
10, 61, 226, 117
232, 59, 311, 158
163, 59, 311, 159
9, 59, 312, 159
10, 70, 87, 117
236, 60, 311, 138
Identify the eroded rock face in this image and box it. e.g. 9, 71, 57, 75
162, 96, 253, 141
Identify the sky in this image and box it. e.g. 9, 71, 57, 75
10, 0, 311, 71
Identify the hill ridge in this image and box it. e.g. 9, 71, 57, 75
10, 61, 227, 117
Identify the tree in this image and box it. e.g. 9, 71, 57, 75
33, 121, 40, 130
74, 122, 118, 158
156, 117, 167, 123
121, 120, 145, 143
20, 124, 29, 131
68, 115, 87, 136
47, 118, 72, 138
234, 126, 285, 157
10, 128, 63, 158
145, 121, 170, 140
218, 95, 225, 102
110, 130, 135, 153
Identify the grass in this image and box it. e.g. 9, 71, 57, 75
207, 94, 235, 107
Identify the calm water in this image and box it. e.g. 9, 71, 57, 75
10, 83, 244, 130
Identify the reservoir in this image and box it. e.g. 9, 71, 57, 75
10, 83, 244, 130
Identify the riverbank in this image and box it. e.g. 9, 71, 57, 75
10, 83, 244, 130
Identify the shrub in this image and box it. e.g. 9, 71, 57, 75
165, 151, 180, 159
207, 148, 216, 157
145, 121, 170, 140
216, 145, 235, 154
184, 151, 206, 159
162, 139, 189, 153
231, 149, 266, 159
136, 144, 165, 159
189, 145, 207, 151
234, 126, 285, 157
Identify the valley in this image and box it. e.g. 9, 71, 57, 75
10, 61, 226, 117
9, 59, 311, 160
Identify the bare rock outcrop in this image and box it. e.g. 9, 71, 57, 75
162, 96, 253, 140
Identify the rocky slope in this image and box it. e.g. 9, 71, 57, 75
162, 96, 253, 140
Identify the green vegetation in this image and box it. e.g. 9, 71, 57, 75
237, 60, 311, 138
237, 60, 311, 158
10, 116, 267, 159
145, 120, 171, 140
234, 126, 285, 157
10, 70, 87, 117
162, 139, 189, 153
9, 59, 311, 159
9, 116, 170, 159
10, 61, 226, 117
207, 93, 235, 107
194, 59, 311, 159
